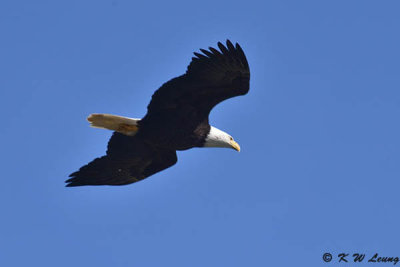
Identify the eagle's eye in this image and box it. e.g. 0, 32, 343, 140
229, 137, 233, 141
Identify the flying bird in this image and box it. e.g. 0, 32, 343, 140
66, 40, 250, 186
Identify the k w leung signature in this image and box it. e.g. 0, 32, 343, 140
323, 253, 399, 265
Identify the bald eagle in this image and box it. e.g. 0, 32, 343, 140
66, 40, 250, 186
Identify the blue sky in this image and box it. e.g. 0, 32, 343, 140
1, 0, 400, 266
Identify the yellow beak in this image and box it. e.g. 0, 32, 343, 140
230, 140, 241, 152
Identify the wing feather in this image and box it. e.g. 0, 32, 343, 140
144, 40, 250, 120
66, 133, 177, 186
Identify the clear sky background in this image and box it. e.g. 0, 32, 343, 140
1, 0, 400, 266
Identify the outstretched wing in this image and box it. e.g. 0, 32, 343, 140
66, 133, 177, 186
144, 40, 250, 122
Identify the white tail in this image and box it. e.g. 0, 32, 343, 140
87, 113, 140, 136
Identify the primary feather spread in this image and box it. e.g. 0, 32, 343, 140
66, 40, 250, 186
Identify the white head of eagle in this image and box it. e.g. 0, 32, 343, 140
203, 126, 240, 152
